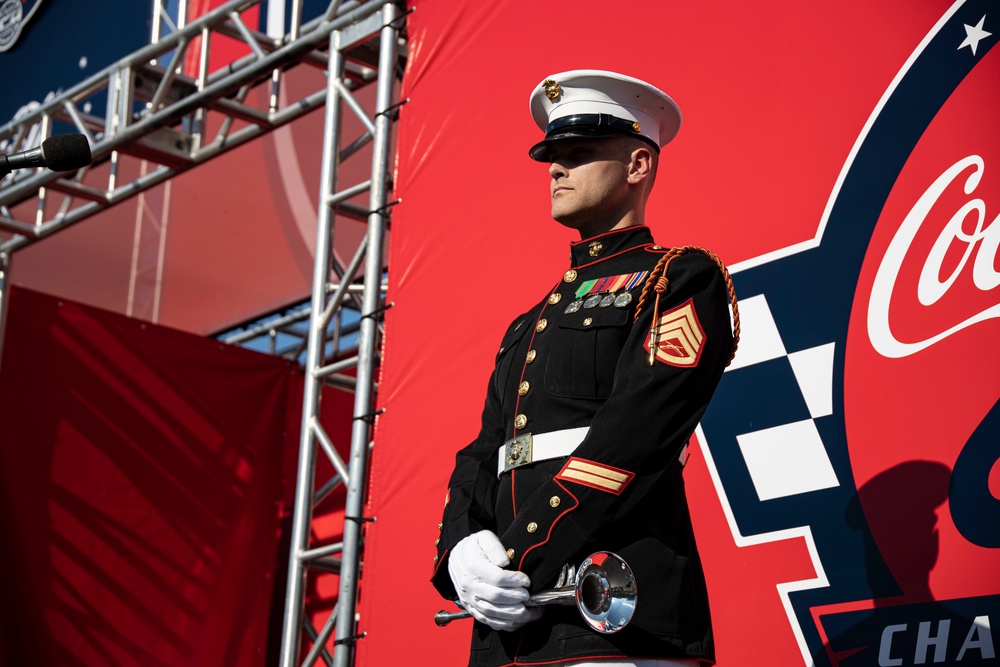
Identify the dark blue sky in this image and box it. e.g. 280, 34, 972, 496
2, 0, 152, 130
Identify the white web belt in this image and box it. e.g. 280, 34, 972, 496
497, 427, 590, 477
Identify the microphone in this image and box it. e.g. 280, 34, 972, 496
1, 133, 92, 177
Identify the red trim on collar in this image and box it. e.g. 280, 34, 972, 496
569, 226, 655, 268
572, 243, 656, 270
569, 224, 652, 247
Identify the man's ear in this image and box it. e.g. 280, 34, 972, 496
626, 146, 654, 185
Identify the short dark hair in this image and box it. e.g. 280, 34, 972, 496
619, 136, 658, 192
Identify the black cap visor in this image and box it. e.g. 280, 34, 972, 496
528, 113, 659, 161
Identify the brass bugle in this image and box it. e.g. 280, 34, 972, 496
434, 551, 637, 634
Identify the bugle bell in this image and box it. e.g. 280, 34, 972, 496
434, 551, 637, 634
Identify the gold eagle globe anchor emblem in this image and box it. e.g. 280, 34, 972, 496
543, 79, 562, 101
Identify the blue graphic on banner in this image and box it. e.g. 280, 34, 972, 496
2, 0, 151, 151
698, 1, 998, 665
822, 595, 998, 666
950, 398, 1000, 549
0, 0, 43, 52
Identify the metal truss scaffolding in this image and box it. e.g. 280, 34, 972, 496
0, 1, 406, 666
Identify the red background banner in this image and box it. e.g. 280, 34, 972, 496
361, 1, 991, 666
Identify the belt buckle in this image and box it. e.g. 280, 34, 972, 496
503, 433, 533, 473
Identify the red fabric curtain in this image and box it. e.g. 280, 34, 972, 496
0, 287, 300, 666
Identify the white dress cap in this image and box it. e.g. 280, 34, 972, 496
528, 69, 682, 162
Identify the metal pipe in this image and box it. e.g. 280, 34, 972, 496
334, 79, 376, 136
0, 217, 40, 236
315, 354, 360, 380
290, 0, 304, 41
314, 474, 343, 506
227, 12, 268, 60
148, 39, 191, 113
300, 541, 344, 561
151, 0, 164, 45
0, 0, 384, 210
220, 285, 374, 345
0, 252, 10, 378
332, 5, 400, 666
319, 238, 368, 332
301, 602, 338, 667
0, 85, 330, 253
309, 556, 343, 574
0, 0, 262, 139
303, 611, 337, 667
311, 418, 351, 485
277, 27, 347, 667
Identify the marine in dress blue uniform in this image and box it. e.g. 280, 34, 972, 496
431, 70, 739, 667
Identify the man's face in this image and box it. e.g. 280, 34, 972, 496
547, 138, 631, 233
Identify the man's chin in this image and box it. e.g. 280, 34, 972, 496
552, 218, 585, 233
551, 208, 583, 228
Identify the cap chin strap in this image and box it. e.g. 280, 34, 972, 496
545, 112, 643, 137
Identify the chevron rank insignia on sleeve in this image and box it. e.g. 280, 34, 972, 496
644, 298, 706, 368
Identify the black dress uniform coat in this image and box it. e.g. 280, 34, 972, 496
432, 225, 732, 666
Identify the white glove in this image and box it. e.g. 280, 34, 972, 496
448, 530, 544, 631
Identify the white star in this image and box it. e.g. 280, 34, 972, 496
959, 15, 992, 56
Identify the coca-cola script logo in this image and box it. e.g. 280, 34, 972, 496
869, 154, 999, 358
698, 2, 998, 665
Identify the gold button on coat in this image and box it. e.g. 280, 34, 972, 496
437, 523, 443, 530
536, 319, 548, 332
433, 555, 439, 563
515, 414, 527, 429
518, 381, 530, 396
548, 293, 562, 305
583, 317, 593, 326
526, 349, 537, 363
527, 522, 538, 533
563, 269, 578, 283
434, 537, 440, 546
506, 548, 515, 560
549, 496, 561, 508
